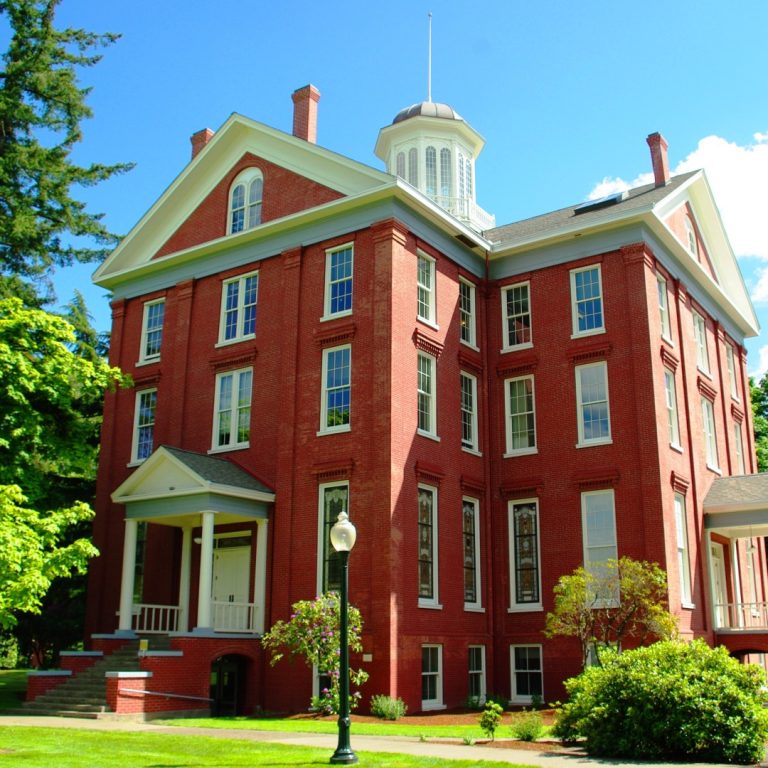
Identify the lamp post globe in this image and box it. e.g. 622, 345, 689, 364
330, 511, 358, 765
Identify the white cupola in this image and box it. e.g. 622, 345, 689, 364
374, 101, 495, 231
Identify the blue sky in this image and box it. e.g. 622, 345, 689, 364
7, 1, 768, 371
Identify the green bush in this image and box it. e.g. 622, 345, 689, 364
510, 709, 544, 741
0, 633, 18, 669
554, 640, 768, 764
369, 694, 407, 720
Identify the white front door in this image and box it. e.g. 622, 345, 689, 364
212, 545, 251, 630
710, 541, 728, 628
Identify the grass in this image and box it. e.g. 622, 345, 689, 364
0, 669, 26, 710
0, 726, 539, 767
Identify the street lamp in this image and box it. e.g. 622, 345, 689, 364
329, 511, 358, 765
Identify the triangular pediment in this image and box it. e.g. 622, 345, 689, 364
94, 113, 391, 288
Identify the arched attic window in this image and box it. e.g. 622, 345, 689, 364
684, 216, 699, 259
229, 169, 263, 234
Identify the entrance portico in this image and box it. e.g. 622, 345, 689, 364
111, 446, 275, 635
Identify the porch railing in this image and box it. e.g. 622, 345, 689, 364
211, 601, 258, 633
714, 602, 768, 630
132, 603, 180, 634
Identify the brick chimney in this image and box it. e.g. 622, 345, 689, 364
646, 132, 670, 187
190, 128, 214, 159
292, 84, 320, 144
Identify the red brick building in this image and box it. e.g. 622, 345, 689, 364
34, 86, 768, 717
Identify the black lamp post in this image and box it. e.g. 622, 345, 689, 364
329, 511, 358, 765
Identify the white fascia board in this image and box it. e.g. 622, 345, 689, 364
113, 485, 275, 505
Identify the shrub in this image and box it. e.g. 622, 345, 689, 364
510, 709, 544, 741
479, 701, 504, 741
370, 694, 407, 720
554, 640, 768, 764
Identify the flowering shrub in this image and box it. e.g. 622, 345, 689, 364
261, 592, 369, 715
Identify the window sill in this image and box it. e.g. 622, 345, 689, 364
706, 463, 722, 475
320, 310, 353, 323
208, 444, 250, 455
503, 448, 537, 458
670, 442, 684, 454
215, 335, 256, 349
127, 459, 147, 468
576, 438, 613, 449
570, 327, 606, 340
460, 340, 480, 353
421, 702, 446, 711
464, 605, 485, 613
417, 430, 441, 443
500, 341, 533, 354
508, 605, 543, 613
697, 366, 713, 380
681, 602, 696, 610
417, 317, 439, 332
661, 335, 674, 347
317, 425, 351, 437
135, 358, 160, 367
418, 600, 443, 610
461, 446, 482, 457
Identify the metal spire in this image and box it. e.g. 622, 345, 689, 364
427, 12, 432, 103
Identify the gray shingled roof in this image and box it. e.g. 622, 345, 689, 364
704, 474, 768, 510
162, 445, 274, 494
484, 171, 699, 246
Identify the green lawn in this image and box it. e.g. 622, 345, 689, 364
0, 669, 26, 710
0, 726, 537, 767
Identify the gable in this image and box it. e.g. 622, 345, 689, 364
154, 152, 344, 259
663, 202, 719, 285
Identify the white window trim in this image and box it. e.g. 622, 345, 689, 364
417, 352, 439, 440
581, 489, 618, 601
674, 493, 694, 609
460, 371, 479, 453
459, 277, 478, 350
316, 481, 349, 595
130, 388, 157, 465
570, 264, 605, 338
664, 369, 682, 451
657, 273, 672, 343
421, 644, 444, 710
468, 645, 486, 706
138, 298, 165, 365
508, 498, 543, 612
322, 243, 354, 321
504, 374, 537, 456
211, 367, 252, 452
575, 361, 612, 447
501, 281, 533, 352
510, 644, 543, 705
692, 311, 710, 375
734, 421, 746, 475
217, 271, 259, 346
227, 168, 263, 235
463, 497, 483, 611
416, 251, 438, 329
701, 396, 720, 473
418, 483, 441, 609
726, 344, 740, 402
318, 344, 352, 436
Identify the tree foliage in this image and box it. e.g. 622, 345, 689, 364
554, 640, 768, 764
261, 592, 369, 714
750, 374, 768, 472
0, 0, 132, 288
544, 557, 677, 667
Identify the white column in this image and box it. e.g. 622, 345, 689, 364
178, 526, 192, 632
196, 512, 215, 631
118, 519, 138, 633
254, 519, 268, 633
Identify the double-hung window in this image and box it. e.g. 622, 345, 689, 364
502, 282, 532, 349
323, 244, 353, 319
131, 389, 157, 463
674, 493, 693, 606
701, 397, 719, 471
505, 375, 536, 454
726, 344, 740, 401
418, 485, 439, 607
657, 274, 671, 341
582, 489, 618, 586
510, 645, 543, 704
421, 645, 443, 709
320, 345, 351, 433
462, 497, 481, 609
213, 368, 252, 450
508, 499, 541, 610
417, 252, 436, 326
459, 278, 477, 347
570, 265, 604, 336
692, 311, 710, 374
460, 372, 479, 452
664, 369, 681, 449
468, 646, 486, 705
318, 482, 349, 593
139, 299, 165, 363
417, 352, 437, 437
576, 361, 611, 446
734, 422, 746, 474
219, 272, 258, 343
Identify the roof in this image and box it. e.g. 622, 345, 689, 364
392, 101, 463, 124
704, 474, 768, 510
160, 446, 274, 494
485, 171, 698, 245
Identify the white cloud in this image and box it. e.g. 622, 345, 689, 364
751, 267, 768, 305
749, 344, 768, 379
588, 132, 768, 260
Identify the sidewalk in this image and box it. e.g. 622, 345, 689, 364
0, 714, 741, 768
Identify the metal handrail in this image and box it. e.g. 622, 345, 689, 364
118, 687, 212, 702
